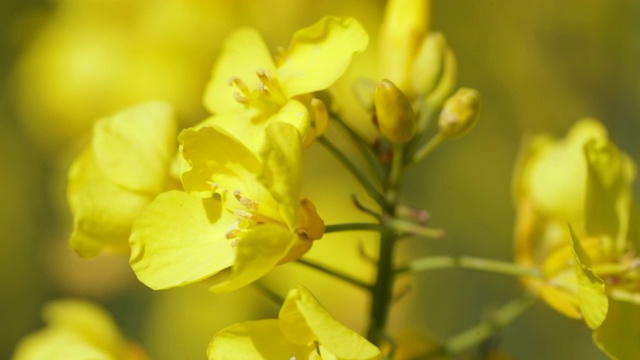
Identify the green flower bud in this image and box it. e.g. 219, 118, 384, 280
411, 32, 447, 97
374, 79, 417, 143
438, 88, 480, 138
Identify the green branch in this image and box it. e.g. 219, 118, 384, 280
296, 258, 371, 290
318, 136, 388, 209
325, 223, 384, 233
395, 256, 543, 278
412, 293, 537, 359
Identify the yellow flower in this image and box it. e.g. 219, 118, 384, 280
208, 286, 381, 360
12, 299, 149, 360
129, 122, 324, 293
67, 101, 178, 257
202, 16, 369, 150
513, 119, 640, 358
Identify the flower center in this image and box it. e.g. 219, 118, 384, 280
228, 68, 288, 113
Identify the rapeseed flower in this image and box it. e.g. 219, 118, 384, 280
67, 101, 177, 257
208, 286, 381, 360
202, 16, 368, 150
513, 119, 640, 358
12, 299, 148, 360
129, 122, 324, 293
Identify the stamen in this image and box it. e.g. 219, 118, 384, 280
233, 190, 259, 210
228, 77, 251, 96
256, 68, 271, 84
225, 220, 241, 239
233, 92, 251, 105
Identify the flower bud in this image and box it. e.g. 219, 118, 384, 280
424, 48, 457, 109
411, 32, 447, 97
379, 0, 430, 93
438, 88, 480, 138
374, 79, 417, 143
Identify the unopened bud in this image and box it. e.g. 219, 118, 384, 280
374, 79, 417, 143
424, 48, 457, 109
411, 32, 447, 97
438, 88, 480, 138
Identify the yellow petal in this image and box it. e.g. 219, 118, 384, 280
67, 148, 151, 257
296, 199, 325, 241
593, 299, 640, 360
569, 227, 609, 329
179, 125, 261, 198
259, 122, 303, 230
208, 319, 308, 360
584, 137, 636, 255
204, 100, 310, 154
92, 101, 176, 195
526, 120, 608, 222
203, 27, 276, 114
279, 286, 382, 360
278, 16, 369, 98
129, 190, 236, 289
208, 224, 295, 293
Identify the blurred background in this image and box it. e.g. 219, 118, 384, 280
2, 0, 639, 359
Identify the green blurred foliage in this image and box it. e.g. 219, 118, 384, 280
2, 0, 639, 359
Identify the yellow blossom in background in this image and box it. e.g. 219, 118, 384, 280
12, 299, 149, 360
208, 286, 381, 360
202, 16, 368, 150
66, 101, 178, 257
130, 122, 324, 293
513, 119, 640, 358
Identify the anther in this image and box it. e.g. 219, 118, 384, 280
228, 77, 251, 96
256, 68, 271, 84
233, 92, 251, 105
233, 190, 259, 210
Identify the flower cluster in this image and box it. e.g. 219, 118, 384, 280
62, 14, 380, 359
513, 119, 640, 358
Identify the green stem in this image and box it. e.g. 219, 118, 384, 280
318, 136, 388, 209
414, 293, 537, 359
296, 258, 371, 290
409, 131, 446, 168
395, 256, 543, 278
331, 112, 386, 181
325, 223, 384, 233
367, 144, 405, 350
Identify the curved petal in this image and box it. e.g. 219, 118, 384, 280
259, 122, 303, 230
208, 224, 295, 293
67, 148, 151, 257
277, 16, 369, 97
279, 286, 381, 360
179, 126, 261, 197
208, 319, 308, 360
129, 190, 236, 290
92, 101, 176, 194
203, 28, 277, 114
569, 227, 608, 329
204, 100, 309, 154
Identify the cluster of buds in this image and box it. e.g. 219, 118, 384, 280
371, 0, 480, 150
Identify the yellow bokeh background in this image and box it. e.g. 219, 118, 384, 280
2, 0, 639, 359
